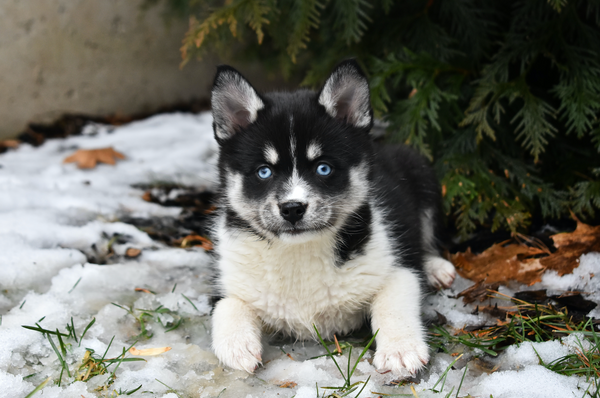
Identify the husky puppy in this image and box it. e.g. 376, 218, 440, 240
209, 60, 456, 377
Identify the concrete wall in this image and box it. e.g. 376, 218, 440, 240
0, 0, 287, 140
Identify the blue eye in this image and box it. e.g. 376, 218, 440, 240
316, 163, 332, 176
257, 166, 272, 179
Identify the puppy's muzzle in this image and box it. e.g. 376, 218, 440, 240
279, 202, 307, 225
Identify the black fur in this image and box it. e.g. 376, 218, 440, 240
212, 60, 444, 274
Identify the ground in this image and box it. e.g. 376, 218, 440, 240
0, 113, 598, 398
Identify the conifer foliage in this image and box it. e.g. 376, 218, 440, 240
149, 0, 600, 237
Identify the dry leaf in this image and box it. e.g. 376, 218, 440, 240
0, 139, 20, 150
451, 241, 546, 286
141, 191, 153, 202
125, 248, 141, 258
129, 346, 171, 356
134, 288, 152, 294
63, 147, 125, 169
279, 381, 298, 388
457, 281, 500, 304
175, 234, 213, 251
334, 334, 342, 355
452, 218, 600, 303
541, 219, 600, 276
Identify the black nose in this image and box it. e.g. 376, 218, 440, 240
279, 202, 307, 225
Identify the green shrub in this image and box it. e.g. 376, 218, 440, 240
147, 0, 600, 238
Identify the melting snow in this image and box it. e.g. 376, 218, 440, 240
0, 113, 598, 398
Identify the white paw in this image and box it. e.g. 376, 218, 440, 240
373, 334, 430, 377
424, 256, 456, 289
212, 330, 262, 373
211, 297, 263, 373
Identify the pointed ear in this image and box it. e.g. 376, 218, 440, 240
211, 65, 265, 140
318, 60, 372, 128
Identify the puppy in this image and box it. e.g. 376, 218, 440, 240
209, 60, 456, 376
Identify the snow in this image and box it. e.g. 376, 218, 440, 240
0, 112, 598, 398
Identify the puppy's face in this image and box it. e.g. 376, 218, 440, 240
212, 62, 373, 242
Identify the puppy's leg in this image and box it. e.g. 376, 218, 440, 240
424, 255, 456, 289
371, 268, 429, 377
212, 297, 263, 373
420, 208, 456, 289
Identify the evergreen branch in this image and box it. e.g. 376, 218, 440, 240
180, 0, 274, 65
553, 71, 600, 138
163, 0, 600, 236
547, 0, 568, 13
460, 64, 514, 143
331, 0, 373, 44
571, 179, 600, 217
511, 79, 557, 161
244, 0, 273, 45
286, 0, 324, 63
381, 0, 394, 14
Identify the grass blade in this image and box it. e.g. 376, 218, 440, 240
181, 294, 199, 312
22, 325, 69, 337
24, 377, 51, 398
349, 330, 378, 380
432, 354, 463, 393
68, 277, 82, 293
354, 375, 370, 398
46, 333, 71, 383
79, 317, 96, 346
313, 325, 345, 382
456, 365, 468, 397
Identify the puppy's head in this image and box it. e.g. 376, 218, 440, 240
212, 60, 373, 242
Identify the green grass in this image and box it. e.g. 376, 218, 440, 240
155, 378, 184, 397
111, 301, 183, 340
313, 325, 377, 398
428, 291, 600, 397
21, 317, 145, 392
24, 377, 51, 398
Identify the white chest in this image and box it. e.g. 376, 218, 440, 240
214, 213, 397, 339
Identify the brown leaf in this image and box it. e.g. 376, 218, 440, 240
451, 241, 546, 286
141, 191, 153, 202
63, 147, 125, 169
125, 248, 141, 258
541, 220, 600, 276
174, 234, 213, 251
0, 139, 20, 154
134, 287, 153, 294
279, 381, 297, 389
129, 346, 171, 356
457, 281, 500, 304
334, 334, 342, 355
452, 219, 600, 303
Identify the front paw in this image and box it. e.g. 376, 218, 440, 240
213, 330, 263, 373
211, 297, 263, 373
373, 335, 429, 377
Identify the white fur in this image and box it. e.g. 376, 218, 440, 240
226, 172, 259, 227
307, 141, 322, 161
215, 206, 393, 338
371, 267, 429, 376
212, 297, 263, 373
264, 145, 279, 164
289, 116, 297, 165
424, 256, 456, 289
212, 71, 264, 139
212, 203, 430, 375
318, 65, 371, 128
283, 170, 309, 203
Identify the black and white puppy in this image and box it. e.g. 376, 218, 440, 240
209, 60, 456, 377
